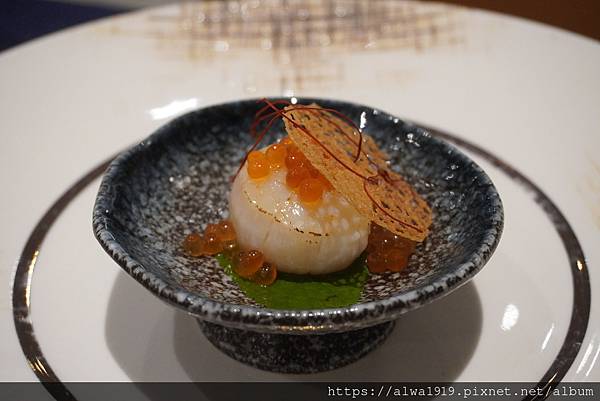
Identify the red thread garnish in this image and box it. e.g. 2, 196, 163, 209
233, 99, 429, 238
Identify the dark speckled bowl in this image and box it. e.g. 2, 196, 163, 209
93, 98, 503, 373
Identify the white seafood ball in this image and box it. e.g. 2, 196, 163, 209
229, 166, 369, 274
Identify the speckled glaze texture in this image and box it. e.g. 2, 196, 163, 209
198, 320, 395, 373
93, 98, 503, 334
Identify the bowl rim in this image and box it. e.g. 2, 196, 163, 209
92, 97, 504, 334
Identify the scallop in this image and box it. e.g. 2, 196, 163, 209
229, 166, 370, 275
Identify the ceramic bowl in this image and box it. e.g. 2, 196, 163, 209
93, 98, 503, 372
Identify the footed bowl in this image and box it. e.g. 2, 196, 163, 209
93, 98, 503, 372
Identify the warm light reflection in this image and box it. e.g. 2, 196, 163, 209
541, 324, 554, 350
359, 111, 367, 131
25, 250, 40, 308
148, 98, 199, 120
29, 358, 48, 377
576, 339, 595, 374
501, 303, 519, 331
36, 357, 48, 376
586, 343, 600, 376
577, 259, 584, 271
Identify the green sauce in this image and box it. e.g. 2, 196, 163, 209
216, 254, 368, 310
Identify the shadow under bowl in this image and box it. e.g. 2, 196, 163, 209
93, 98, 503, 372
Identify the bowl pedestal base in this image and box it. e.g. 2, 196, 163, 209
197, 319, 395, 373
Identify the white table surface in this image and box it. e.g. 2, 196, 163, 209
1, 0, 598, 384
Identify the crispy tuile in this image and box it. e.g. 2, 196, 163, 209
282, 104, 431, 242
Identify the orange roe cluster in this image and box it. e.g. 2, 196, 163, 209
366, 224, 417, 273
183, 220, 236, 256
233, 250, 277, 286
246, 136, 332, 206
182, 220, 277, 286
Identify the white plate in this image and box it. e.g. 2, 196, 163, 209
1, 0, 598, 390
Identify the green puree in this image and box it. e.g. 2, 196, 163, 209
216, 254, 368, 310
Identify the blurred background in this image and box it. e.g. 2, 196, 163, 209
1, 0, 599, 52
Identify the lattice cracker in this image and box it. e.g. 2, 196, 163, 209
283, 104, 431, 242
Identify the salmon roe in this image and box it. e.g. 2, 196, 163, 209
366, 224, 416, 273
298, 177, 325, 204
252, 262, 277, 286
182, 220, 278, 285
183, 232, 204, 256
266, 143, 287, 169
234, 250, 265, 278
202, 232, 224, 255
285, 145, 307, 170
245, 136, 333, 206
285, 165, 310, 188
247, 150, 270, 179
317, 173, 333, 190
221, 240, 238, 256
204, 223, 220, 237
217, 220, 236, 241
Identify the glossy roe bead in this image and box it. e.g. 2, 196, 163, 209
298, 177, 325, 204
247, 151, 270, 179
251, 262, 277, 286
285, 146, 306, 170
183, 232, 204, 256
217, 220, 236, 242
234, 250, 265, 278
286, 166, 310, 189
202, 232, 224, 255
266, 144, 287, 169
